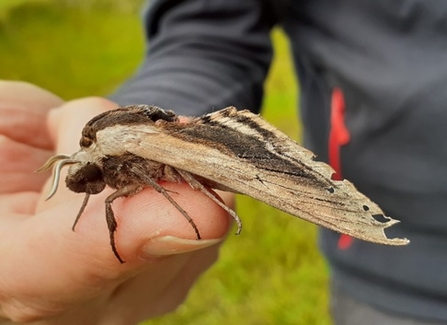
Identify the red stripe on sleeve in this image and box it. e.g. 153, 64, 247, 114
328, 88, 353, 250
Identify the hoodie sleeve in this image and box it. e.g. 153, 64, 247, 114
109, 0, 277, 116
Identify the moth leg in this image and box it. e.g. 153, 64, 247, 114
72, 193, 91, 231
104, 184, 142, 263
130, 167, 202, 240
176, 169, 243, 235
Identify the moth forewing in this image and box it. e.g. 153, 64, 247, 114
103, 108, 408, 246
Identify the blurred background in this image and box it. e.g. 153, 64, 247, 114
0, 1, 330, 324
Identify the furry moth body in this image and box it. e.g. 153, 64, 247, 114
39, 105, 409, 263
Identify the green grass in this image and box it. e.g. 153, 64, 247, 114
0, 1, 144, 98
0, 2, 330, 324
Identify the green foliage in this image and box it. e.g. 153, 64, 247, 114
0, 1, 144, 98
0, 1, 330, 324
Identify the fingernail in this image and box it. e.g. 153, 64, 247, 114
141, 236, 223, 257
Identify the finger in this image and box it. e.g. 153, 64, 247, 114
0, 135, 53, 193
37, 180, 230, 264
0, 81, 63, 149
0, 192, 40, 215
47, 97, 119, 152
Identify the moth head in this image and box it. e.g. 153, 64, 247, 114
37, 152, 106, 200
65, 160, 105, 195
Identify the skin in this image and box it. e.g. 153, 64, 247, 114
0, 81, 233, 324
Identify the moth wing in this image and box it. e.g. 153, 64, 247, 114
123, 107, 408, 246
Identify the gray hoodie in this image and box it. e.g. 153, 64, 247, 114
111, 0, 447, 321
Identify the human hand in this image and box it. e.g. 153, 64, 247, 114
0, 81, 232, 324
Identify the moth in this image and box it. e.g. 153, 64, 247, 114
38, 105, 409, 263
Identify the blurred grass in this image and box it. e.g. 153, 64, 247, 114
0, 1, 144, 97
0, 1, 330, 324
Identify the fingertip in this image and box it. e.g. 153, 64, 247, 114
69, 182, 232, 264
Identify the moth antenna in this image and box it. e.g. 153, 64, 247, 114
36, 154, 71, 173
46, 158, 78, 200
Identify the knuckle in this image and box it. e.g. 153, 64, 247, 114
0, 134, 13, 152
0, 135, 15, 163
